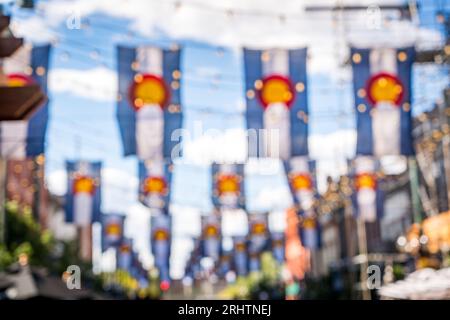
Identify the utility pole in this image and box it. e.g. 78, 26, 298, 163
408, 158, 423, 223
356, 216, 370, 300
441, 89, 450, 211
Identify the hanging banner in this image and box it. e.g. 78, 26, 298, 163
244, 48, 309, 159
102, 213, 125, 251
232, 236, 248, 277
351, 156, 384, 222
0, 44, 51, 158
130, 250, 143, 279
271, 232, 285, 264
284, 157, 320, 249
185, 238, 202, 280
138, 160, 172, 211
65, 161, 102, 226
284, 156, 316, 215
350, 47, 415, 156
211, 163, 245, 210
248, 213, 269, 272
300, 215, 321, 250
218, 250, 232, 278
116, 238, 133, 271
201, 214, 221, 263
151, 214, 171, 282
117, 45, 183, 161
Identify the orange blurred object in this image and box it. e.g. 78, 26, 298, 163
143, 176, 167, 195
422, 211, 450, 254
6, 73, 35, 87
129, 74, 170, 110
251, 222, 267, 235
366, 72, 403, 106
73, 176, 96, 194
285, 208, 310, 280
204, 225, 219, 237
105, 223, 122, 237
216, 174, 240, 195
355, 173, 377, 190
290, 173, 313, 192
258, 74, 295, 108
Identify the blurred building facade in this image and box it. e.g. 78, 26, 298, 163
6, 156, 49, 228
413, 88, 450, 216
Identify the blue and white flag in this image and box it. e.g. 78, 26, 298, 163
244, 48, 309, 159
102, 213, 125, 251
201, 214, 221, 263
300, 215, 321, 250
271, 232, 285, 264
212, 163, 245, 210
232, 236, 248, 277
117, 45, 183, 160
116, 238, 133, 271
138, 160, 172, 211
130, 251, 142, 279
191, 238, 202, 279
351, 47, 415, 156
248, 213, 269, 272
351, 156, 384, 222
65, 161, 102, 226
284, 156, 316, 215
185, 238, 202, 280
218, 250, 232, 278
0, 44, 51, 158
151, 214, 171, 282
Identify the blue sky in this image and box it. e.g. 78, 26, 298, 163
4, 0, 449, 276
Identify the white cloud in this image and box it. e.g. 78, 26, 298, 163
34, 0, 443, 75
182, 128, 247, 165
49, 67, 117, 101
310, 129, 356, 192
253, 186, 293, 211
11, 16, 57, 43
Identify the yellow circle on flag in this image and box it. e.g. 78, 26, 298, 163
252, 222, 267, 235
303, 217, 316, 229
106, 223, 121, 236
73, 176, 95, 194
367, 73, 403, 106
217, 175, 240, 195
259, 75, 295, 107
355, 173, 377, 190
205, 225, 219, 237
120, 244, 131, 253
129, 74, 169, 109
154, 229, 169, 241
290, 174, 312, 192
144, 177, 167, 195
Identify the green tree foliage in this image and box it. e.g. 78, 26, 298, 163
219, 252, 285, 300
0, 202, 54, 270
0, 202, 86, 273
